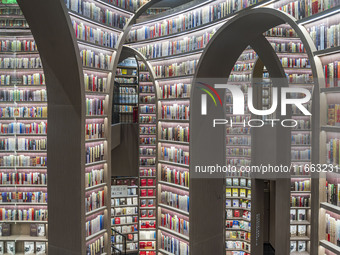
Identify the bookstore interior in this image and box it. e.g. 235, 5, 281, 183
2, 0, 340, 254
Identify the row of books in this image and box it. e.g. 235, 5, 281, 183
117, 94, 138, 104
0, 208, 47, 221
85, 190, 105, 212
226, 158, 251, 167
140, 126, 156, 135
232, 63, 254, 72
324, 61, 340, 88
87, 236, 104, 255
325, 213, 340, 246
153, 59, 198, 78
140, 85, 155, 93
116, 68, 137, 76
0, 73, 45, 85
226, 127, 250, 135
84, 74, 108, 93
291, 133, 311, 145
0, 20, 28, 28
226, 199, 251, 209
115, 77, 136, 83
291, 149, 311, 160
290, 225, 307, 237
127, 0, 262, 42
139, 147, 156, 156
140, 137, 156, 145
140, 95, 155, 103
139, 115, 156, 123
0, 155, 47, 167
0, 89, 47, 102
140, 105, 156, 114
293, 119, 311, 130
72, 20, 119, 49
160, 233, 189, 255
269, 41, 305, 53
160, 190, 189, 212
139, 230, 156, 240
105, 0, 148, 12
161, 125, 189, 143
85, 98, 105, 116
0, 172, 47, 185
225, 240, 250, 251
225, 230, 250, 240
226, 188, 251, 199
113, 105, 134, 113
86, 143, 104, 164
85, 122, 105, 140
264, 26, 298, 38
160, 145, 189, 165
0, 137, 47, 151
160, 213, 189, 236
291, 180, 311, 191
226, 178, 251, 188
140, 188, 155, 197
65, 0, 129, 29
139, 73, 152, 82
85, 214, 104, 237
226, 220, 251, 231
0, 39, 37, 52
227, 148, 251, 157
140, 158, 155, 166
111, 215, 138, 225
0, 241, 46, 255
160, 83, 191, 99
80, 50, 112, 70
112, 224, 137, 233
290, 209, 307, 221
140, 198, 155, 208
327, 138, 340, 165
0, 191, 47, 203
291, 196, 310, 207
326, 181, 340, 206
112, 197, 138, 207
85, 168, 104, 188
280, 57, 310, 68
0, 106, 47, 118
0, 5, 22, 15
161, 104, 190, 120
136, 29, 216, 59
226, 209, 250, 221
308, 22, 340, 51
161, 165, 189, 188
277, 0, 340, 20
226, 136, 251, 146
0, 57, 42, 69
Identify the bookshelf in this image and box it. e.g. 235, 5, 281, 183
0, 1, 48, 254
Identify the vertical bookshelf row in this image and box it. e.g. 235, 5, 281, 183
111, 176, 139, 253
225, 48, 254, 255
63, 0, 142, 253
114, 58, 139, 124
138, 60, 157, 255
264, 23, 314, 255
0, 0, 48, 254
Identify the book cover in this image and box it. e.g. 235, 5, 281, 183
24, 242, 34, 255
36, 242, 46, 255
6, 242, 15, 255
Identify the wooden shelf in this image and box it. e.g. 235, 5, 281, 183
320, 240, 340, 254
0, 235, 47, 241
320, 202, 340, 214
158, 226, 189, 241
158, 203, 189, 216
158, 181, 189, 191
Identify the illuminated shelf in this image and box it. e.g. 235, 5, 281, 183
0, 235, 47, 242
158, 204, 189, 217
297, 5, 340, 25
85, 229, 107, 242
85, 182, 107, 192
320, 87, 340, 93
85, 160, 107, 167
319, 240, 340, 254
320, 202, 340, 215
314, 46, 340, 57
148, 49, 204, 62
158, 160, 189, 168
155, 75, 193, 81
158, 180, 189, 191
158, 226, 189, 241
85, 206, 107, 217
158, 140, 189, 146
290, 236, 310, 241
290, 220, 310, 225
321, 126, 340, 132
77, 39, 117, 52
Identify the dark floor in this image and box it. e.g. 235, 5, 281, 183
264, 243, 275, 255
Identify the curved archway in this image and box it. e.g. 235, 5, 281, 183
190, 7, 323, 255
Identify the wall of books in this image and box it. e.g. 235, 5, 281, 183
270, 0, 340, 254
0, 0, 48, 254
63, 0, 150, 253
126, 0, 277, 254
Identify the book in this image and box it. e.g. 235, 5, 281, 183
24, 242, 34, 254
6, 242, 15, 255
